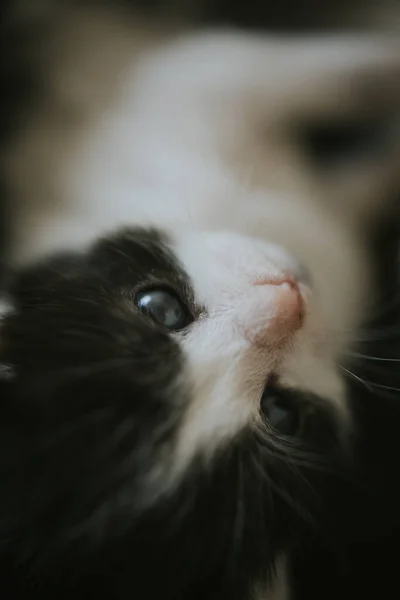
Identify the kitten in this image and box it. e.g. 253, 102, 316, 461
0, 14, 399, 600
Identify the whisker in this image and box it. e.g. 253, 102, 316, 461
251, 450, 272, 534
228, 453, 246, 572
341, 364, 400, 398
268, 478, 315, 527
263, 429, 323, 491
363, 381, 400, 393
255, 427, 346, 478
348, 352, 400, 363
339, 366, 374, 392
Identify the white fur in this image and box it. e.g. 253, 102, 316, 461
171, 230, 348, 474
5, 21, 399, 262
3, 15, 400, 599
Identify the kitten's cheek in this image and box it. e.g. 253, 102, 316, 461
291, 261, 313, 288
290, 307, 328, 361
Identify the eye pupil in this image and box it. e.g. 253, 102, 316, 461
136, 289, 190, 330
261, 387, 300, 437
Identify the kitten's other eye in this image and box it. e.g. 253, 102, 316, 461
261, 387, 300, 437
135, 289, 191, 330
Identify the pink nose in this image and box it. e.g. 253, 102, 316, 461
254, 277, 305, 340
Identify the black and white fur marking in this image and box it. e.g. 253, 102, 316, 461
0, 7, 399, 600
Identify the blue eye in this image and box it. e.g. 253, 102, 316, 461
135, 289, 191, 330
261, 387, 301, 437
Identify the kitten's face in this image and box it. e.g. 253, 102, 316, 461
1, 18, 398, 597
1, 225, 350, 477
0, 225, 350, 595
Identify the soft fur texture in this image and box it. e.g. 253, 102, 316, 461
0, 6, 400, 600
0, 226, 347, 600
